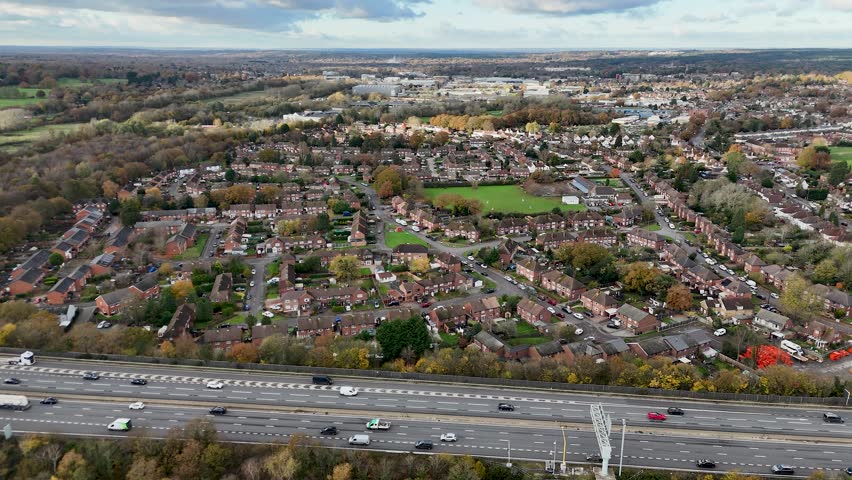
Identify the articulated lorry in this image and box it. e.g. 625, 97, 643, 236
0, 395, 31, 411
2, 351, 34, 365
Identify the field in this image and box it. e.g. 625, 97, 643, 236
0, 87, 49, 107
424, 185, 586, 214
205, 89, 289, 105
56, 77, 126, 87
384, 229, 429, 248
832, 146, 852, 166
0, 123, 86, 151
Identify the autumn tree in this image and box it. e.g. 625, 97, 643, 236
410, 256, 430, 273
264, 448, 299, 480
170, 280, 194, 299
622, 262, 660, 295
277, 219, 302, 236
780, 273, 822, 321
229, 343, 259, 363
666, 283, 693, 312
373, 166, 403, 198
329, 255, 361, 282
328, 462, 353, 480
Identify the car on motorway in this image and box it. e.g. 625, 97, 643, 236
349, 434, 370, 446
129, 402, 145, 410
572, 312, 584, 320
320, 426, 338, 435
3, 378, 20, 385
713, 328, 727, 336
823, 412, 844, 423
696, 459, 716, 469
440, 433, 457, 442
312, 375, 333, 385
586, 454, 602, 463
82, 372, 100, 380
666, 407, 684, 415
339, 386, 358, 396
108, 418, 132, 432
206, 380, 225, 389
647, 412, 667, 421
771, 465, 795, 475
414, 440, 433, 450
40, 397, 58, 405
130, 378, 147, 385
209, 406, 227, 415
498, 403, 515, 411
844, 466, 852, 476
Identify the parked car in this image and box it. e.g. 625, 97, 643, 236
647, 412, 667, 421
574, 328, 584, 336
320, 426, 338, 435
666, 407, 684, 415
696, 459, 716, 469
562, 306, 572, 313
714, 328, 727, 337
547, 298, 558, 306
555, 312, 565, 318
96, 320, 112, 329
547, 307, 556, 314
606, 321, 620, 329
209, 406, 227, 415
498, 403, 515, 411
440, 433, 457, 442
770, 292, 780, 299
420, 302, 431, 308
572, 313, 584, 320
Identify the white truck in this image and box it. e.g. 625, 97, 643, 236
3, 351, 34, 365
0, 394, 31, 411
365, 418, 391, 430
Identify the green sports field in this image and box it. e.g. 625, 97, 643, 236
424, 185, 586, 214
832, 146, 852, 166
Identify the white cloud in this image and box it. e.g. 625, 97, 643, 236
476, 0, 664, 15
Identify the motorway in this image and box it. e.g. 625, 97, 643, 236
1, 358, 850, 475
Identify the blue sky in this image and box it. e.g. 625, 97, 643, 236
0, 0, 851, 49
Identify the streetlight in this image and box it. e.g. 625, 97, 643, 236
501, 439, 511, 468
560, 425, 567, 473
619, 418, 626, 476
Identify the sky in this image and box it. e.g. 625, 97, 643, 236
0, 0, 851, 50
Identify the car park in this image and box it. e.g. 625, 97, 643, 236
666, 407, 684, 415
129, 402, 145, 410
209, 406, 227, 415
339, 386, 358, 397
40, 397, 58, 405
440, 433, 457, 442
696, 459, 716, 469
320, 426, 338, 435
206, 380, 224, 389
647, 412, 667, 421
82, 372, 99, 380
714, 328, 727, 336
771, 465, 795, 475
414, 440, 433, 450
498, 403, 515, 411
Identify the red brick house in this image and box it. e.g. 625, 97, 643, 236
307, 286, 367, 306
464, 296, 501, 323
46, 277, 77, 305
615, 303, 659, 334
201, 328, 245, 349
391, 244, 429, 264
540, 271, 586, 301
516, 258, 547, 283
517, 298, 552, 324
626, 228, 666, 251
581, 289, 619, 317
7, 269, 44, 295
434, 252, 461, 273
162, 303, 195, 341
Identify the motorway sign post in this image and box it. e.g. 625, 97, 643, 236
590, 403, 613, 476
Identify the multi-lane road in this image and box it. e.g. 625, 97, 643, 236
1, 358, 850, 476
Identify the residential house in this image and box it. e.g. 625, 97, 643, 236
444, 221, 480, 242
429, 304, 468, 332
742, 253, 766, 274
11, 250, 50, 280
540, 271, 586, 300
716, 297, 754, 319
209, 273, 233, 303
434, 252, 461, 273
296, 316, 335, 338
128, 274, 160, 300
753, 309, 793, 332
163, 223, 197, 257
162, 303, 196, 340
529, 213, 566, 233
497, 218, 528, 236
517, 298, 552, 324
626, 228, 666, 250
349, 211, 369, 247
615, 303, 659, 334
391, 244, 429, 264
472, 330, 506, 357
581, 289, 619, 317
307, 286, 367, 306
570, 211, 606, 230
201, 328, 245, 349
95, 288, 131, 316
536, 230, 575, 250
516, 258, 547, 283
89, 253, 115, 276
497, 239, 524, 267
250, 322, 291, 346
575, 227, 617, 247
528, 340, 570, 361
7, 269, 44, 295
46, 277, 77, 305
278, 290, 313, 314
465, 296, 501, 323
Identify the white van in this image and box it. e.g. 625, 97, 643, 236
348, 434, 371, 446
108, 418, 132, 431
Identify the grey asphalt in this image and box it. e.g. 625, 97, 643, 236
2, 359, 849, 442
1, 397, 848, 476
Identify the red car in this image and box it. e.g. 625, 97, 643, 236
555, 312, 565, 318
647, 412, 667, 421
420, 302, 431, 308
547, 298, 557, 306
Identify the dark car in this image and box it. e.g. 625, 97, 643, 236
3, 378, 20, 385
667, 407, 684, 415
82, 372, 100, 380
771, 465, 795, 475
586, 454, 602, 463
483, 288, 496, 294
209, 406, 227, 415
823, 413, 844, 424
844, 466, 851, 476
414, 440, 433, 450
40, 397, 58, 405
498, 403, 515, 411
696, 459, 716, 469
130, 378, 148, 386
312, 375, 333, 385
320, 426, 338, 435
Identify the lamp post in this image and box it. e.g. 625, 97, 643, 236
560, 425, 567, 473
619, 418, 626, 476
501, 439, 512, 468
